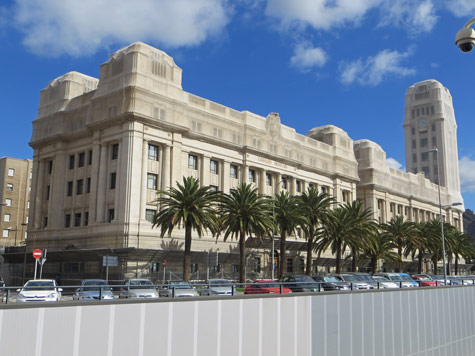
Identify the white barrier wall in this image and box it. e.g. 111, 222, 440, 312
1, 287, 475, 356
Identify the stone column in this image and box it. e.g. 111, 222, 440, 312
32, 158, 44, 229
259, 169, 266, 194
222, 161, 230, 193
201, 156, 210, 187
170, 133, 182, 188
162, 144, 171, 190
49, 148, 66, 228
275, 173, 281, 197
89, 140, 101, 224
140, 140, 148, 220
96, 144, 109, 223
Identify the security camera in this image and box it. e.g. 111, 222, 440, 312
455, 25, 475, 52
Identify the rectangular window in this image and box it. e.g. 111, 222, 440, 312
86, 177, 91, 194
420, 138, 428, 147
46, 185, 50, 200
48, 160, 53, 174
432, 136, 437, 146
281, 177, 288, 190
4, 214, 10, 222
421, 152, 428, 161
296, 180, 301, 192
8, 168, 14, 176
146, 209, 156, 223
230, 164, 238, 179
67, 181, 73, 196
148, 144, 159, 161
111, 144, 119, 160
78, 152, 85, 167
2, 230, 9, 238
253, 257, 261, 273
210, 160, 218, 174
84, 212, 89, 226
411, 127, 415, 135
74, 213, 81, 227
266, 173, 272, 186
65, 214, 71, 228
413, 153, 417, 163
69, 155, 75, 169
88, 150, 93, 165
412, 140, 416, 149
188, 154, 198, 170
147, 173, 158, 190
248, 169, 256, 183
77, 179, 84, 195
422, 166, 430, 176
108, 209, 114, 223
431, 123, 436, 131
6, 183, 13, 192
5, 199, 11, 207
44, 217, 48, 228
110, 173, 116, 189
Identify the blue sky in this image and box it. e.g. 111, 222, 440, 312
2, 0, 475, 209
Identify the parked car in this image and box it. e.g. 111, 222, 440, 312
313, 275, 351, 291
73, 279, 115, 301
427, 274, 448, 286
16, 279, 62, 303
455, 276, 475, 285
347, 273, 379, 289
336, 274, 372, 290
372, 275, 399, 289
0, 274, 4, 288
200, 279, 235, 296
280, 275, 320, 292
244, 280, 292, 294
159, 281, 199, 298
119, 279, 159, 299
374, 273, 417, 288
411, 274, 437, 287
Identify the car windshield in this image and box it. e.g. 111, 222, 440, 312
385, 275, 403, 281
294, 276, 316, 283
258, 282, 279, 288
81, 280, 109, 291
24, 281, 55, 290
170, 281, 192, 289
340, 275, 359, 282
209, 280, 231, 286
413, 276, 431, 281
322, 276, 340, 282
399, 275, 414, 282
129, 280, 154, 288
373, 276, 389, 282
355, 274, 374, 282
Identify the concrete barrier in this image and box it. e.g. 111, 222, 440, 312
0, 286, 474, 356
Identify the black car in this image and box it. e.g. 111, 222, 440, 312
313, 275, 351, 291
280, 275, 320, 292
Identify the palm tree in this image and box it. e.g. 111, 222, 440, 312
360, 230, 400, 274
218, 183, 274, 283
273, 191, 304, 278
405, 222, 430, 274
344, 200, 375, 272
298, 187, 333, 275
152, 176, 218, 281
381, 216, 417, 272
445, 227, 475, 275
316, 201, 374, 274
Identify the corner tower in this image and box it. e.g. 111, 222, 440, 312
403, 79, 463, 206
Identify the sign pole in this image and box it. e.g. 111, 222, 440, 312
34, 259, 38, 280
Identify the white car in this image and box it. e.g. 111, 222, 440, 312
17, 279, 62, 303
119, 279, 159, 299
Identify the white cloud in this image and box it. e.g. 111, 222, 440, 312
265, 0, 380, 31
10, 0, 231, 57
339, 47, 416, 86
386, 157, 404, 171
444, 0, 475, 17
290, 42, 328, 71
379, 0, 438, 35
459, 156, 475, 193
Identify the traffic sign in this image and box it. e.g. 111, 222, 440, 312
162, 259, 167, 267
32, 249, 43, 259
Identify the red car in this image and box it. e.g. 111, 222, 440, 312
412, 274, 437, 287
244, 280, 292, 294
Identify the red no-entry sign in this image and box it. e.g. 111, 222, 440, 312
32, 249, 43, 259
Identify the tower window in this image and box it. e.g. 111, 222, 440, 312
78, 152, 85, 167
188, 155, 198, 170
420, 138, 428, 148
148, 144, 159, 161
69, 155, 75, 169
111, 144, 119, 160
210, 160, 218, 174
230, 165, 238, 179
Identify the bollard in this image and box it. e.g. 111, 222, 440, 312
5, 289, 10, 305
99, 288, 103, 300
172, 287, 175, 298
231, 285, 235, 296
279, 284, 283, 294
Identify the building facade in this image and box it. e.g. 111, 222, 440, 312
23, 43, 465, 280
0, 157, 32, 246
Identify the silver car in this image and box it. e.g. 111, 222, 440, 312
372, 275, 399, 289
200, 279, 235, 296
73, 279, 115, 301
119, 279, 159, 299
17, 279, 62, 303
159, 281, 199, 298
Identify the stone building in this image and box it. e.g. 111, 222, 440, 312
22, 43, 465, 280
0, 157, 32, 246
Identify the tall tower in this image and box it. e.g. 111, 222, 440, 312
403, 79, 463, 205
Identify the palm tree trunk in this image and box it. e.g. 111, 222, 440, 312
239, 230, 246, 284
351, 246, 357, 272
417, 251, 423, 274
336, 243, 342, 274
455, 255, 459, 275
279, 231, 287, 279
371, 256, 377, 274
397, 246, 402, 272
306, 235, 313, 276
446, 255, 451, 276
183, 222, 192, 281
432, 257, 438, 274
